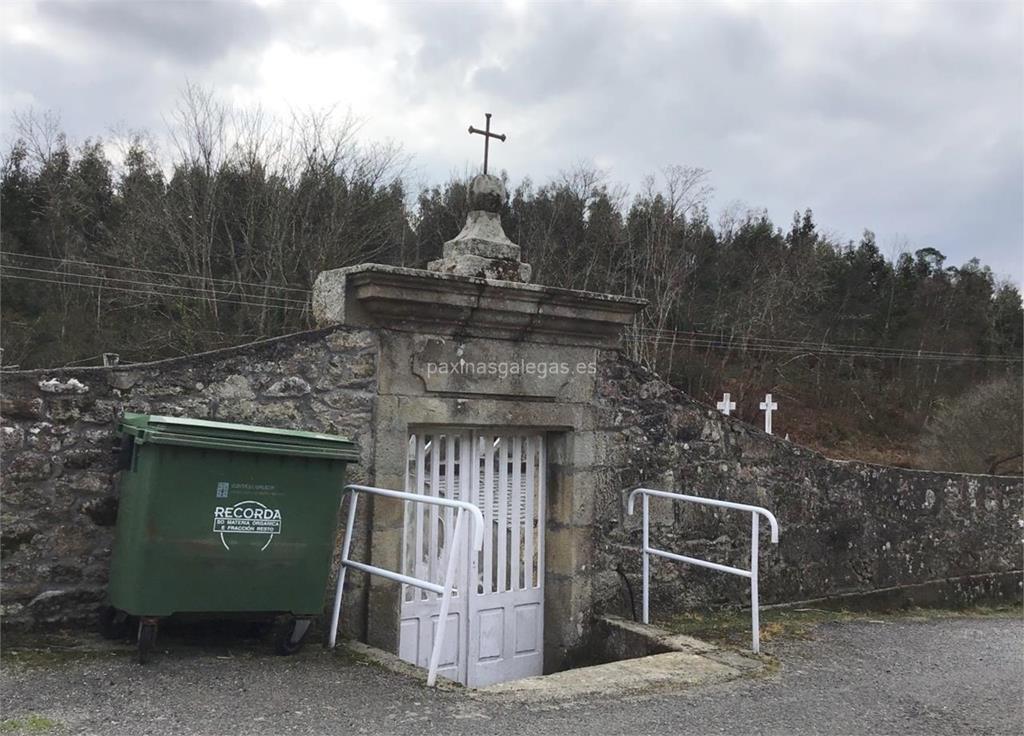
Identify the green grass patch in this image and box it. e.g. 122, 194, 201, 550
0, 714, 62, 734
328, 641, 371, 665
659, 603, 1022, 648
1, 643, 118, 670
2, 629, 124, 670
329, 641, 394, 673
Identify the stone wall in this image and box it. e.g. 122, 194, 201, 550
1, 327, 378, 630
591, 356, 1024, 618
2, 323, 1020, 636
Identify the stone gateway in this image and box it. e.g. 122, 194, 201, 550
1, 169, 1020, 687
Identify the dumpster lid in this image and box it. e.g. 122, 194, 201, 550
119, 413, 359, 461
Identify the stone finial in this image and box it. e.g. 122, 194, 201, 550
427, 174, 532, 282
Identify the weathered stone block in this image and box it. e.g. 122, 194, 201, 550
5, 452, 53, 481
121, 397, 151, 414
63, 447, 106, 469
348, 353, 376, 380
326, 329, 375, 352
146, 384, 185, 398
3, 482, 53, 510
545, 526, 592, 577
1, 424, 24, 449
49, 397, 91, 422
251, 400, 303, 427
209, 399, 257, 423
82, 399, 120, 424
151, 399, 212, 418
56, 471, 113, 496
206, 374, 255, 400
0, 519, 40, 558
38, 377, 89, 394
1, 397, 45, 420
42, 563, 84, 584
263, 376, 312, 397
314, 392, 373, 414
80, 427, 116, 446
24, 423, 62, 453
26, 586, 105, 624
108, 370, 141, 390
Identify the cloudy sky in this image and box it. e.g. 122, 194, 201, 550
2, 0, 1021, 282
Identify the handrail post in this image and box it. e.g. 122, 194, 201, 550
750, 512, 760, 654
642, 493, 650, 624
326, 484, 485, 686
626, 487, 779, 655
328, 490, 359, 649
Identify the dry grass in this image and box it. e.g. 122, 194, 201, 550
658, 603, 1022, 648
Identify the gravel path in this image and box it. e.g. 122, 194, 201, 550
2, 615, 1021, 735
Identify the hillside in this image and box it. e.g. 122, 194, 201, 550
2, 104, 1021, 473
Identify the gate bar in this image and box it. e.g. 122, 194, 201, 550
328, 484, 484, 686
627, 488, 779, 653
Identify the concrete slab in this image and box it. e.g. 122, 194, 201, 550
473, 617, 764, 701
342, 615, 764, 701
478, 651, 742, 700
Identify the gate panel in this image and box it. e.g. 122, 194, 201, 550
467, 433, 545, 687
399, 429, 545, 687
398, 432, 469, 684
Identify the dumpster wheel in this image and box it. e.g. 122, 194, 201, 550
137, 619, 158, 664
274, 616, 312, 655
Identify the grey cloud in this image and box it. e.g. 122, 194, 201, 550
2, 0, 1020, 280
37, 0, 274, 66
403, 2, 492, 73
464, 5, 791, 154
0, 38, 168, 141
461, 3, 1022, 278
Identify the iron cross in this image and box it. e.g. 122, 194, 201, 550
468, 113, 506, 175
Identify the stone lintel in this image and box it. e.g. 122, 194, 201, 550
313, 264, 646, 349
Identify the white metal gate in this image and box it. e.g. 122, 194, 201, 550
398, 430, 546, 687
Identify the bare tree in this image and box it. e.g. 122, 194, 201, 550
624, 166, 712, 372
920, 376, 1023, 474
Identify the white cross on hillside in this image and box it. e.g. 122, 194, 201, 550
760, 393, 778, 434
716, 393, 736, 416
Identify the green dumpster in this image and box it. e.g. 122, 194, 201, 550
103, 413, 359, 662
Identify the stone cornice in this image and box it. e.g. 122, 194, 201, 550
313, 264, 646, 348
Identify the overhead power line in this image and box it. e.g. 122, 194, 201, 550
628, 330, 1020, 364
1, 264, 308, 307
0, 251, 313, 295
629, 325, 1020, 360
629, 325, 1004, 361
630, 331, 1007, 362
0, 273, 310, 313
2, 252, 1017, 365
628, 335, 1018, 364
625, 327, 1021, 364
627, 333, 1021, 364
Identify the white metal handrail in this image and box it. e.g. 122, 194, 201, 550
328, 484, 485, 686
626, 488, 780, 653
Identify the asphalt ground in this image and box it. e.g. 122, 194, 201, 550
2, 613, 1021, 735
